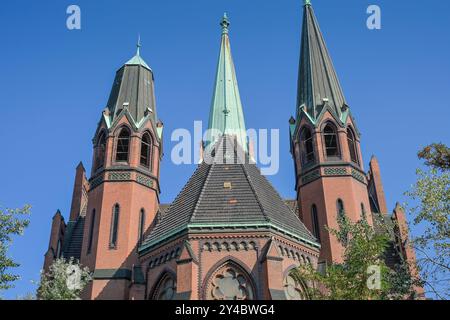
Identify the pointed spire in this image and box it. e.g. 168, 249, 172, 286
206, 14, 248, 153
125, 35, 151, 70
297, 2, 346, 120
221, 12, 230, 34
136, 34, 141, 56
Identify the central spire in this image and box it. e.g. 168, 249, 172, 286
206, 14, 248, 152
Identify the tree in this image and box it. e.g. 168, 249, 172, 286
38, 258, 91, 300
417, 143, 450, 171
405, 143, 450, 299
0, 205, 31, 292
290, 214, 414, 300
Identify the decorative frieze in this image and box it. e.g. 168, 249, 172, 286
324, 167, 347, 176
351, 169, 366, 184
277, 244, 311, 264
202, 240, 257, 252
136, 173, 153, 188
148, 247, 182, 269
90, 175, 104, 189
108, 171, 131, 181
301, 169, 320, 185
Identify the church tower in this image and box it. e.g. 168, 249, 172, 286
290, 1, 371, 264
79, 40, 164, 299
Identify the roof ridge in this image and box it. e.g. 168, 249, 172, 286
190, 162, 214, 221
146, 163, 209, 237
241, 164, 271, 223
246, 164, 317, 240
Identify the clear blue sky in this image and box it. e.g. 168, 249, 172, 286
0, 0, 449, 299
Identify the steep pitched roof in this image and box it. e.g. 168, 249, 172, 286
140, 136, 319, 253
297, 2, 347, 120
206, 14, 248, 153
106, 41, 158, 127
62, 216, 85, 261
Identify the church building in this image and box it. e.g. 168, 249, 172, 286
43, 1, 420, 300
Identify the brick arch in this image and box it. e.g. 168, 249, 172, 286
93, 128, 108, 146
282, 264, 310, 300
320, 120, 342, 159
148, 268, 177, 300
112, 123, 133, 136
201, 257, 257, 300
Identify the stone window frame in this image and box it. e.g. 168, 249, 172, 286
201, 258, 257, 300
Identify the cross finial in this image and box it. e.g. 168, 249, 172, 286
136, 34, 141, 56
220, 12, 230, 34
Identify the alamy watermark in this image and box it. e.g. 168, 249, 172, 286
66, 264, 82, 290
367, 5, 382, 30
171, 121, 280, 176
66, 5, 81, 30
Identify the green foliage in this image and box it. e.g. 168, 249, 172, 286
0, 205, 31, 292
38, 258, 91, 300
405, 163, 450, 299
418, 143, 450, 171
291, 214, 414, 300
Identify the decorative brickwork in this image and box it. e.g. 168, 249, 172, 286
324, 167, 347, 176
351, 169, 366, 184
108, 171, 131, 181
136, 173, 153, 188
301, 169, 320, 185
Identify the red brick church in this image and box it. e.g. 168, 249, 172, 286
43, 2, 420, 300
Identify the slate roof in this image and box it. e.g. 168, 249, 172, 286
106, 48, 157, 126
62, 216, 85, 261
284, 200, 299, 215
297, 2, 347, 119
140, 135, 319, 252
372, 212, 403, 269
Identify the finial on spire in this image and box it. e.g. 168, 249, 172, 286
304, 0, 312, 6
136, 34, 141, 56
220, 12, 230, 34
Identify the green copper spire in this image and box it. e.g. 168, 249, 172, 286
304, 0, 311, 6
206, 14, 248, 152
221, 12, 230, 34
125, 35, 151, 70
136, 34, 141, 56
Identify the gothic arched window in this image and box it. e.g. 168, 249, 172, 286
115, 128, 130, 162
205, 261, 255, 300
138, 208, 145, 245
300, 127, 315, 165
110, 204, 120, 248
95, 132, 106, 170
323, 123, 340, 159
87, 209, 96, 254
347, 128, 359, 165
284, 274, 308, 300
311, 205, 321, 242
151, 273, 177, 300
140, 133, 152, 168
